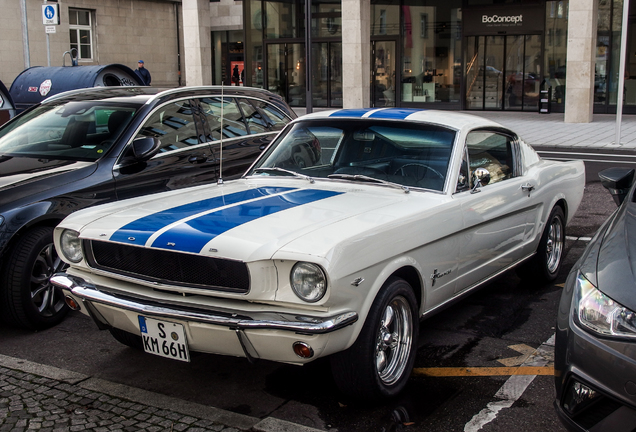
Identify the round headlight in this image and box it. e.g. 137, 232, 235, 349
290, 262, 327, 302
60, 229, 83, 263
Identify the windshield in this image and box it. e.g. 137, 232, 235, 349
0, 101, 139, 162
248, 119, 456, 191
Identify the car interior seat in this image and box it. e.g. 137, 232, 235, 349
62, 118, 91, 148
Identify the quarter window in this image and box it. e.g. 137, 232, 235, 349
69, 9, 94, 61
465, 131, 515, 187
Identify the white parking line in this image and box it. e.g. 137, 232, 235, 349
463, 335, 555, 432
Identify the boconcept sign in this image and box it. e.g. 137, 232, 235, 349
482, 14, 523, 24
464, 5, 543, 35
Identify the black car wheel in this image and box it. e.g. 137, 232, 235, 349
518, 205, 565, 282
330, 277, 418, 401
0, 226, 69, 329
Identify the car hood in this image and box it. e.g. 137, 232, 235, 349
594, 201, 636, 310
64, 178, 451, 264
0, 156, 96, 206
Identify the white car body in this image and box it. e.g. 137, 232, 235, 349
51, 108, 585, 398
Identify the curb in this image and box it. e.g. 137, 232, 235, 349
0, 354, 324, 432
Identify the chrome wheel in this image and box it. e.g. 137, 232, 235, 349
375, 295, 413, 385
30, 242, 68, 317
546, 214, 564, 274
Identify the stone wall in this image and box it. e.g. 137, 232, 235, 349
1, 0, 184, 88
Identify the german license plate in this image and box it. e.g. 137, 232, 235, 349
138, 316, 190, 362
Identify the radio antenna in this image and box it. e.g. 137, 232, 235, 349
218, 82, 224, 185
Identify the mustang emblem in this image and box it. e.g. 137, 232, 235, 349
431, 268, 451, 287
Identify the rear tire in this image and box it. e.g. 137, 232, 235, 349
330, 277, 418, 401
109, 327, 144, 350
0, 226, 69, 329
518, 206, 565, 283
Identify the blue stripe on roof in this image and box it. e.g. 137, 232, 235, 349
151, 189, 343, 254
329, 109, 376, 118
367, 108, 423, 119
110, 187, 295, 246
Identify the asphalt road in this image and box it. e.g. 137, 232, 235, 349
0, 153, 625, 432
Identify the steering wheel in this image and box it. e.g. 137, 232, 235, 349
393, 163, 444, 180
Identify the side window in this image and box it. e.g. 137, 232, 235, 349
237, 99, 269, 134
136, 101, 201, 153
198, 97, 248, 140
252, 100, 292, 131
466, 131, 515, 187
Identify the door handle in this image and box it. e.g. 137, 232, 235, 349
521, 183, 535, 196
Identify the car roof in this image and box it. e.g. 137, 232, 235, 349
41, 86, 291, 109
296, 108, 507, 132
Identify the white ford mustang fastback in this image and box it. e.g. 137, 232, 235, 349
51, 108, 585, 400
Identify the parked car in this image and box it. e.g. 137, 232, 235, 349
0, 86, 296, 330
555, 167, 636, 431
51, 108, 585, 400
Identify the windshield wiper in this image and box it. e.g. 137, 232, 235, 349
253, 167, 315, 183
328, 173, 410, 194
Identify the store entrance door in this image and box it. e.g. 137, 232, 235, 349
266, 43, 306, 107
371, 40, 397, 107
465, 35, 542, 111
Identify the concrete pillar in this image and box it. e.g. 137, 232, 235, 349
564, 0, 598, 123
182, 0, 212, 86
342, 0, 371, 108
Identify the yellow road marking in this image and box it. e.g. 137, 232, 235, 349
497, 344, 536, 367
412, 366, 554, 377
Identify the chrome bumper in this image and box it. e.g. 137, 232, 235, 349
51, 273, 358, 334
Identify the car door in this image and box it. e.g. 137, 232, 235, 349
454, 129, 540, 293
112, 98, 217, 200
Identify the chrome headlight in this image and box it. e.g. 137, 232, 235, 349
60, 229, 83, 263
290, 262, 327, 302
575, 273, 636, 338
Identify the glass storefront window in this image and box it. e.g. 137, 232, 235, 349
211, 31, 245, 86
249, 0, 264, 88
312, 0, 341, 38
401, 0, 462, 104
265, 0, 304, 39
544, 0, 568, 106
371, 0, 400, 36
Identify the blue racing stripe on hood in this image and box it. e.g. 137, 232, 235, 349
368, 108, 423, 119
110, 187, 295, 246
151, 189, 343, 253
329, 108, 376, 118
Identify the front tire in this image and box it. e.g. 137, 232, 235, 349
0, 226, 69, 329
330, 277, 419, 401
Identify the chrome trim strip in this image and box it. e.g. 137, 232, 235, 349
51, 273, 358, 334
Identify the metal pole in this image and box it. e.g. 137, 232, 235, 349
615, 0, 630, 146
304, 0, 313, 114
46, 33, 51, 67
20, 0, 30, 69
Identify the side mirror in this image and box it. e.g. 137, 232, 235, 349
599, 167, 635, 206
471, 167, 491, 193
131, 136, 161, 161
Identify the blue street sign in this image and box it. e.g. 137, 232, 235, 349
42, 4, 59, 25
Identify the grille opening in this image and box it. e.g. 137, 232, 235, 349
86, 240, 250, 293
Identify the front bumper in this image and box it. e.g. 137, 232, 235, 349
51, 273, 358, 363
555, 307, 636, 431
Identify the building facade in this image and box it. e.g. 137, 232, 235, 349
3, 0, 184, 88
235, 0, 636, 119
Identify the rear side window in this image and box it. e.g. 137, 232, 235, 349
198, 97, 248, 140
237, 99, 269, 134
136, 101, 202, 153
251, 100, 292, 131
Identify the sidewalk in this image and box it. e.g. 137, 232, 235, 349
293, 108, 636, 150
0, 355, 321, 432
